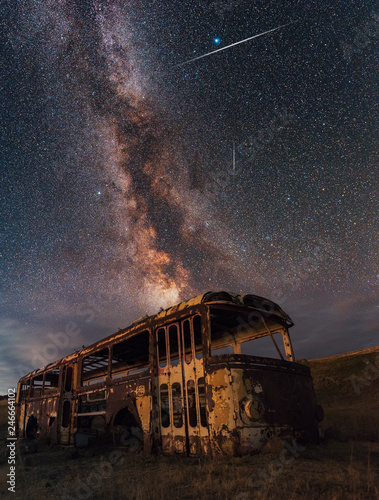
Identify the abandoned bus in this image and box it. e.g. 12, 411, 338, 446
16, 291, 323, 456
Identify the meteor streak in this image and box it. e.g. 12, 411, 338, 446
175, 21, 296, 67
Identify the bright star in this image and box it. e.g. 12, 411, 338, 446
214, 38, 220, 44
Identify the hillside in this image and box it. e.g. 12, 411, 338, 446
308, 345, 379, 441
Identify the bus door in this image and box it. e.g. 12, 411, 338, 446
181, 315, 209, 456
59, 364, 73, 444
18, 380, 30, 437
156, 323, 187, 454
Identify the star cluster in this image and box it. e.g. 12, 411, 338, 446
0, 0, 378, 392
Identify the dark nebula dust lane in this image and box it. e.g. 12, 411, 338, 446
0, 0, 378, 391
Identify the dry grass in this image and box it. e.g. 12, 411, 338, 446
1, 441, 378, 500
320, 408, 379, 442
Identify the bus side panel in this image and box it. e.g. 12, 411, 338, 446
39, 397, 60, 444
105, 375, 151, 450
135, 387, 153, 453
17, 402, 26, 438
206, 367, 240, 456
25, 400, 41, 438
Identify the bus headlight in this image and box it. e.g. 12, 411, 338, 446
241, 397, 265, 421
315, 404, 324, 422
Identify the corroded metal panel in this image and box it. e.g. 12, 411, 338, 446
206, 366, 238, 455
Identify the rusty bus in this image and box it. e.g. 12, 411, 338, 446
16, 291, 323, 456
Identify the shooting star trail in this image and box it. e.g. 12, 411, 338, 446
175, 21, 296, 67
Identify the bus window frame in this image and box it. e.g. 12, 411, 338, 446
43, 368, 61, 395
168, 322, 181, 367
20, 379, 31, 400
182, 318, 192, 364
31, 373, 44, 398
156, 327, 168, 369
192, 314, 203, 360
207, 303, 290, 358
110, 329, 151, 379
81, 347, 110, 387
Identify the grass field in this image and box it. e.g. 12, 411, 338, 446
1, 347, 378, 499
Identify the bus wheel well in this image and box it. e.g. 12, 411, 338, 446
113, 407, 140, 427
26, 415, 38, 438
112, 407, 143, 450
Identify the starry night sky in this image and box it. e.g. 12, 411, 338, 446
1, 0, 378, 393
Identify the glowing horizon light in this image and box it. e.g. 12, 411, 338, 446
144, 281, 182, 313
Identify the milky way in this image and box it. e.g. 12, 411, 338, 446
0, 0, 378, 391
